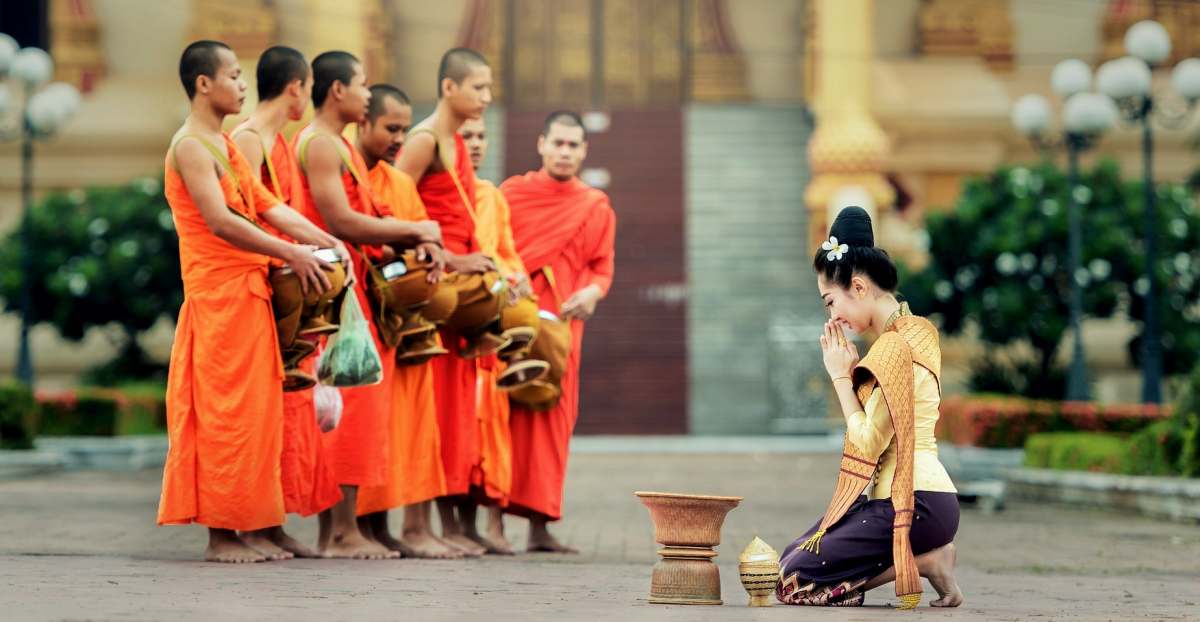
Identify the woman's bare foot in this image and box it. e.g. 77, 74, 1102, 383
398, 529, 464, 559
320, 528, 399, 560
239, 529, 294, 561
205, 529, 267, 564
924, 543, 964, 607
268, 527, 320, 558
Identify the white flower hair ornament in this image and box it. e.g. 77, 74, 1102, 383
822, 236, 849, 261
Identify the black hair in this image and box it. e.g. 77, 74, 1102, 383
542, 110, 586, 140
366, 84, 410, 121
812, 206, 898, 292
179, 40, 231, 100
437, 47, 488, 98
256, 46, 309, 101
311, 51, 359, 108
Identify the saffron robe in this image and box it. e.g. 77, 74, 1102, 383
233, 126, 343, 516
158, 133, 287, 531
413, 131, 482, 497
293, 128, 395, 488
500, 169, 616, 520
357, 162, 449, 514
472, 179, 528, 504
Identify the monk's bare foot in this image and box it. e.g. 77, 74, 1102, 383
528, 520, 578, 554
320, 529, 399, 560
239, 530, 294, 561
397, 530, 464, 559
205, 529, 267, 564
926, 543, 964, 607
482, 529, 515, 555
441, 533, 486, 557
527, 533, 578, 554
268, 527, 320, 558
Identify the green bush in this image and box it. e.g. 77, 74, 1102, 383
903, 159, 1200, 398
38, 394, 119, 436
1024, 432, 1127, 473
0, 178, 180, 384
0, 382, 38, 450
34, 386, 167, 437
1123, 420, 1183, 476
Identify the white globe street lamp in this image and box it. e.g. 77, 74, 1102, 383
1124, 20, 1172, 65
12, 47, 53, 87
1098, 21, 1200, 404
0, 34, 18, 75
0, 35, 83, 387
1011, 82, 1114, 402
1051, 59, 1092, 98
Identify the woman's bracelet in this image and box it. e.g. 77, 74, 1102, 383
832, 375, 852, 385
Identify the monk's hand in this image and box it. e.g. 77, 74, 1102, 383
287, 244, 332, 296
446, 252, 495, 275
334, 242, 355, 288
418, 242, 446, 283
820, 320, 859, 381
414, 220, 443, 246
511, 274, 533, 300
561, 284, 602, 321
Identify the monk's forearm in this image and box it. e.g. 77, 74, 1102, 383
212, 212, 303, 262
323, 209, 427, 246
260, 206, 338, 248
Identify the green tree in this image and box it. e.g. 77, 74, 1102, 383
902, 159, 1200, 399
0, 177, 182, 383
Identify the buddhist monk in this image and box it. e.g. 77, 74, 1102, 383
501, 111, 616, 553
231, 45, 340, 560
353, 84, 462, 560
459, 116, 530, 555
159, 40, 347, 563
395, 47, 495, 557
292, 50, 443, 559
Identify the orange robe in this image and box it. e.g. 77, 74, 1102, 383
234, 127, 343, 516
415, 132, 482, 497
293, 129, 395, 489
158, 133, 286, 531
472, 180, 527, 505
500, 169, 616, 520
357, 162, 448, 515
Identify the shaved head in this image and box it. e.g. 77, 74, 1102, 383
179, 40, 232, 100
437, 47, 489, 99
366, 84, 410, 122
256, 46, 309, 102
312, 51, 360, 108
542, 110, 586, 140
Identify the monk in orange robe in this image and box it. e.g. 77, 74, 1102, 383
292, 51, 444, 559
500, 111, 616, 553
459, 116, 529, 555
395, 47, 495, 557
353, 85, 462, 560
230, 45, 341, 560
159, 40, 347, 563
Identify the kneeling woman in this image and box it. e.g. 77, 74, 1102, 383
777, 207, 963, 609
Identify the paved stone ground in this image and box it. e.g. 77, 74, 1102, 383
0, 450, 1197, 621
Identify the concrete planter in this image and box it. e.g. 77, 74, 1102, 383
35, 435, 168, 471
1007, 468, 1200, 523
0, 449, 69, 479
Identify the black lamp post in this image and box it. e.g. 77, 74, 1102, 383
1096, 21, 1200, 404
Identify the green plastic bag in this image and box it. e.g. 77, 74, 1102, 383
317, 293, 383, 387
